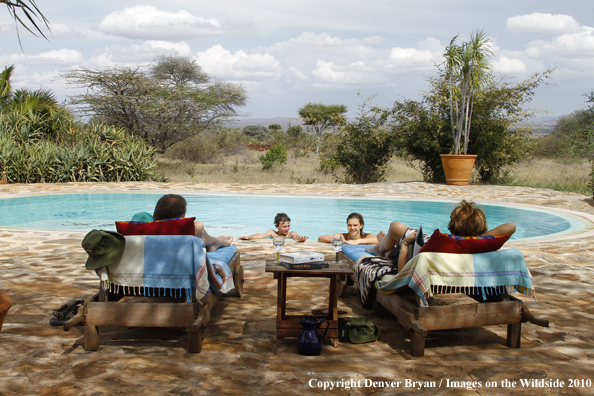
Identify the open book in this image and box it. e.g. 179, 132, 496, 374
405, 225, 425, 261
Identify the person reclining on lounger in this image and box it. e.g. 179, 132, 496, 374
154, 194, 233, 252
318, 212, 378, 245
239, 213, 308, 242
366, 200, 516, 271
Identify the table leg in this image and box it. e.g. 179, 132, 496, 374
276, 274, 287, 346
329, 274, 338, 321
329, 274, 339, 348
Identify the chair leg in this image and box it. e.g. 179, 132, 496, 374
410, 330, 425, 357
84, 324, 99, 351
337, 276, 348, 297
234, 265, 244, 297
188, 320, 204, 353
507, 323, 522, 348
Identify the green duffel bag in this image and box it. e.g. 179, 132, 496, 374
347, 317, 380, 344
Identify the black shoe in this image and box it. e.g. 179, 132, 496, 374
49, 316, 67, 326
52, 299, 83, 320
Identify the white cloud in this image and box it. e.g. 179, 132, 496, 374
388, 47, 435, 68
97, 5, 226, 41
492, 56, 527, 73
196, 44, 282, 81
0, 49, 83, 66
195, 32, 443, 90
506, 13, 582, 35
526, 28, 594, 60
87, 41, 193, 68
48, 24, 87, 40
10, 65, 68, 94
312, 59, 378, 85
0, 20, 16, 35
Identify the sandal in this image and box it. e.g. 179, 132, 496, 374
52, 299, 83, 320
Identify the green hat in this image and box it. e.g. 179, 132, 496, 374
348, 317, 380, 344
131, 212, 153, 222
82, 230, 126, 270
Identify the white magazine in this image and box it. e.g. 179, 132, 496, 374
280, 251, 325, 264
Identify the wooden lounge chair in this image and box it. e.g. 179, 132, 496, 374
67, 235, 243, 353
339, 246, 549, 357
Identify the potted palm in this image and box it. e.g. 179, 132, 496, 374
440, 30, 493, 185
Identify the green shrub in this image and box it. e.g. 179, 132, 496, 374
0, 121, 162, 183
259, 144, 287, 170
330, 104, 396, 184
166, 128, 248, 163
532, 134, 566, 158
393, 72, 546, 184
242, 125, 271, 141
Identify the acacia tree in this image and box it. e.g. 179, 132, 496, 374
298, 102, 347, 156
63, 56, 247, 153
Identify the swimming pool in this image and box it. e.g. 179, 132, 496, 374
0, 192, 590, 241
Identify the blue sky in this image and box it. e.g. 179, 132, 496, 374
1, 1, 593, 121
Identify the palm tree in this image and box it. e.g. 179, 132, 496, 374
0, 65, 13, 107
1, 0, 50, 44
443, 30, 493, 155
1, 64, 71, 138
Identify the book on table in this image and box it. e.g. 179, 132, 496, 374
280, 261, 329, 270
279, 251, 324, 264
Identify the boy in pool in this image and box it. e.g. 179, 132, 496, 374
153, 194, 233, 252
318, 213, 378, 245
239, 213, 308, 242
366, 200, 516, 271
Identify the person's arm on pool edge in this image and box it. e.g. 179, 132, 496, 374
482, 223, 516, 237
239, 230, 277, 240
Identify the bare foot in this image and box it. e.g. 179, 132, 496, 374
207, 236, 233, 252
365, 244, 381, 256
376, 231, 386, 244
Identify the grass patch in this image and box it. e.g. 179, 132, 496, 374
507, 158, 590, 195
157, 151, 591, 196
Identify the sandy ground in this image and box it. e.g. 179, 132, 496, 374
1, 181, 594, 396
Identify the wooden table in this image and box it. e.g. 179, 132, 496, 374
265, 260, 352, 348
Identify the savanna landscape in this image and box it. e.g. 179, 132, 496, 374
2, 2, 594, 396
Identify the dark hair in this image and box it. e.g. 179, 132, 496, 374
347, 212, 364, 227
274, 213, 291, 227
448, 200, 487, 236
153, 194, 187, 221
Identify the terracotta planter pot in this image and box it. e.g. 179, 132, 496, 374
440, 154, 477, 185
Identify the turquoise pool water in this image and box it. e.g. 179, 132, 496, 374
0, 193, 589, 241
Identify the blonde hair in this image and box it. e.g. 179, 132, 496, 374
448, 200, 487, 236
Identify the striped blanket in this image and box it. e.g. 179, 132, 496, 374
376, 249, 534, 306
343, 245, 535, 307
96, 235, 236, 302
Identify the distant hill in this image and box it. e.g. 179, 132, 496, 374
226, 117, 301, 129
226, 116, 558, 136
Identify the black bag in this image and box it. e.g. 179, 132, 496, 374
347, 317, 380, 344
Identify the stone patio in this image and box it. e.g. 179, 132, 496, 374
1, 182, 594, 395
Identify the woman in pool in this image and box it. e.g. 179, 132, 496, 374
366, 200, 516, 270
318, 213, 378, 245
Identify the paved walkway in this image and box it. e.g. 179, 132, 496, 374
1, 182, 594, 395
